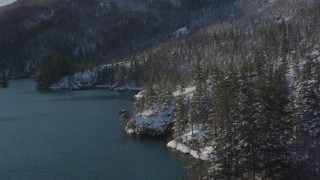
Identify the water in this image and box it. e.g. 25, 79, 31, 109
0, 0, 16, 7
0, 79, 187, 180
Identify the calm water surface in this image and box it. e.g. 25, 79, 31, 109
0, 79, 187, 180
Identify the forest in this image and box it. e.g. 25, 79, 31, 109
1, 0, 319, 179
115, 1, 319, 179
0, 0, 235, 78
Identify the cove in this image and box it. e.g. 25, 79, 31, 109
0, 79, 187, 180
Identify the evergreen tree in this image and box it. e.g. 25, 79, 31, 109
189, 61, 209, 134
234, 62, 258, 179
36, 55, 74, 89
173, 95, 187, 141
207, 66, 222, 130
259, 57, 293, 179
144, 84, 157, 108
210, 67, 240, 179
230, 54, 293, 179
293, 55, 320, 178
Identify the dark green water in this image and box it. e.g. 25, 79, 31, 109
0, 79, 186, 180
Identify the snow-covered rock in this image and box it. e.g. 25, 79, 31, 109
173, 27, 190, 38
126, 127, 135, 134
125, 87, 195, 136
126, 86, 214, 160
167, 126, 214, 161
126, 104, 175, 136
134, 90, 146, 99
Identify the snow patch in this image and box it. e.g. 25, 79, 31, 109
167, 140, 213, 160
311, 50, 319, 56
126, 128, 135, 134
167, 123, 213, 160
127, 86, 213, 159
129, 105, 174, 135
112, 84, 141, 91
173, 86, 195, 98
127, 87, 196, 136
134, 90, 146, 99
173, 27, 190, 38
49, 61, 138, 90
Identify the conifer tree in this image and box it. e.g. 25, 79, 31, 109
234, 62, 258, 179
260, 57, 293, 179
173, 95, 187, 141
189, 61, 209, 132
207, 66, 222, 130
210, 67, 240, 179
293, 55, 320, 178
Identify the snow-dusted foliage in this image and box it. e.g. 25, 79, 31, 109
125, 87, 196, 136
126, 104, 174, 136
121, 11, 319, 177
49, 69, 98, 90
0, 0, 235, 77
167, 126, 213, 161
49, 61, 141, 90
1, 0, 319, 179
292, 53, 320, 178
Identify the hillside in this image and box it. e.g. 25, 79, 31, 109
0, 0, 235, 77
1, 0, 319, 179
115, 0, 319, 179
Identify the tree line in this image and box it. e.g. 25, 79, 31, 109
121, 4, 319, 179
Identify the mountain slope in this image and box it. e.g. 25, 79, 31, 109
0, 0, 236, 77
114, 0, 319, 178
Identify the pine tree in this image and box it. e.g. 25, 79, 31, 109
234, 62, 258, 179
293, 55, 320, 178
207, 66, 222, 130
210, 67, 240, 179
231, 53, 293, 179
173, 95, 187, 141
260, 57, 293, 179
189, 61, 209, 134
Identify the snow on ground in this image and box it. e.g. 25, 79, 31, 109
172, 86, 195, 98
311, 50, 319, 56
167, 126, 213, 160
128, 87, 195, 135
173, 27, 190, 38
126, 127, 135, 134
128, 86, 213, 160
134, 90, 146, 99
95, 84, 141, 90
127, 104, 174, 135
49, 61, 139, 90
113, 84, 141, 91
49, 69, 98, 90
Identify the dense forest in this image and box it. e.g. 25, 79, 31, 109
1, 0, 319, 179
35, 0, 319, 178
0, 0, 235, 78
116, 0, 319, 179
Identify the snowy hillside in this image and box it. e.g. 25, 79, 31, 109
0, 0, 234, 77
49, 61, 140, 90
125, 86, 215, 160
